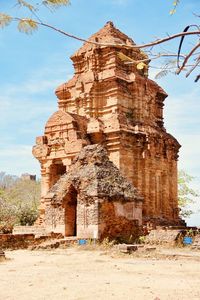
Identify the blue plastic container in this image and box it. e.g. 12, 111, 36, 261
183, 236, 193, 245
78, 239, 87, 245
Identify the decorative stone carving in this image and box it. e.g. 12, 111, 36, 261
32, 144, 50, 160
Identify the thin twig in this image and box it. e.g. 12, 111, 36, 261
150, 64, 199, 70
186, 55, 200, 77
125, 53, 186, 64
176, 42, 200, 74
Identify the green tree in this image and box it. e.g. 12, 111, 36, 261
178, 170, 199, 218
0, 175, 41, 232
0, 196, 17, 233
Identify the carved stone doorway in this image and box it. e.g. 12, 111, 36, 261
64, 185, 77, 236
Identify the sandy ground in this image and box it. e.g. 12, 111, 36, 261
0, 246, 200, 300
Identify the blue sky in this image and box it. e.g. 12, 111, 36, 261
0, 0, 199, 225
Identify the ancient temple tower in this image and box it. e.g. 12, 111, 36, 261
33, 21, 182, 232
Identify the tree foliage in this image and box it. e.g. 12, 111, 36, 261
178, 170, 199, 218
16, 0, 70, 10
0, 0, 70, 34
170, 0, 180, 15
0, 172, 18, 190
0, 174, 40, 233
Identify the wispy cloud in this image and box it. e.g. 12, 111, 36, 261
0, 144, 40, 177
165, 88, 200, 131
4, 78, 62, 96
0, 65, 70, 97
0, 144, 31, 157
0, 64, 72, 128
0, 64, 70, 177
163, 87, 200, 226
164, 88, 200, 175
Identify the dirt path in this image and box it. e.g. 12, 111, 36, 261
0, 247, 200, 300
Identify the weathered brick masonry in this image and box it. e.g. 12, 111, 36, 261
32, 22, 183, 239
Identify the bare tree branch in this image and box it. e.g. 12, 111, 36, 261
186, 55, 200, 78
125, 53, 187, 65
0, 7, 198, 80
0, 1, 199, 80
176, 42, 200, 74
13, 17, 200, 51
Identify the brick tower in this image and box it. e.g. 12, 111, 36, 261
33, 21, 182, 230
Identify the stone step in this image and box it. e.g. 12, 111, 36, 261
145, 229, 182, 245
30, 237, 79, 250
118, 244, 139, 254
13, 225, 46, 236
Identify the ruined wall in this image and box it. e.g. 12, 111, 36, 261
99, 201, 142, 242
43, 197, 142, 240
40, 145, 143, 239
0, 234, 35, 250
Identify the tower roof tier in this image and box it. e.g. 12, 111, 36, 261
72, 21, 135, 56
71, 21, 148, 62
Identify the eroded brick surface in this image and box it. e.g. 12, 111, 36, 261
32, 22, 183, 240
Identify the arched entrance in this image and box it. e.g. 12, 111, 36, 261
63, 185, 77, 236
